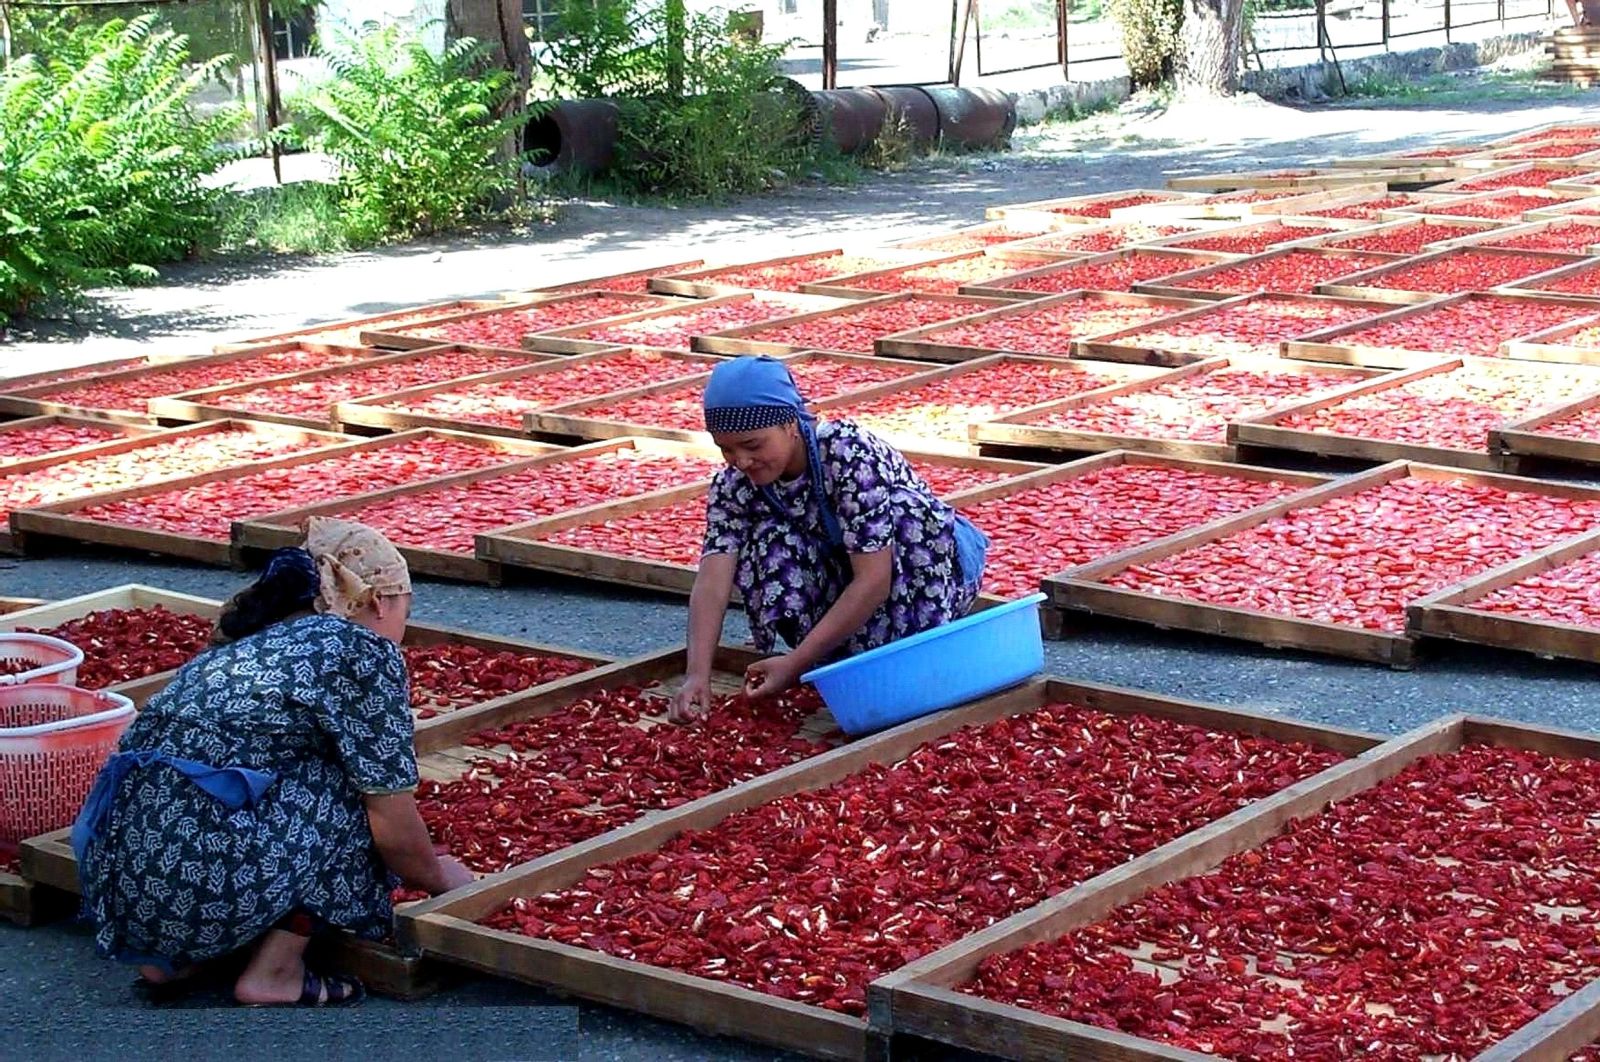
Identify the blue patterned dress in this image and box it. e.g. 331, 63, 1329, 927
702, 418, 977, 657
79, 614, 417, 968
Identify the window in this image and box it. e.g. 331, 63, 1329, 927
523, 0, 565, 37
271, 8, 315, 61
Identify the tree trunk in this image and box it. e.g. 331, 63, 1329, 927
446, 0, 533, 101
1177, 0, 1243, 96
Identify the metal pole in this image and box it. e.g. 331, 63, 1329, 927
951, 0, 976, 84
1445, 0, 1452, 41
1058, 0, 1069, 80
252, 0, 282, 183
822, 0, 837, 89
1381, 0, 1390, 47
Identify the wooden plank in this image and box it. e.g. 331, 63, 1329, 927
1489, 384, 1600, 465
797, 252, 1054, 302
230, 436, 721, 583
525, 293, 766, 355
692, 292, 1014, 357
357, 293, 679, 351
872, 291, 1211, 364
213, 299, 509, 353
1502, 257, 1600, 305
1314, 247, 1583, 306
982, 190, 1205, 224
1283, 215, 1506, 255
975, 355, 1379, 464
333, 348, 719, 438
514, 259, 707, 298
401, 675, 1378, 1060
0, 866, 73, 927
1130, 247, 1415, 302
1050, 461, 1600, 666
11, 429, 533, 568
1228, 357, 1519, 473
0, 415, 162, 469
647, 250, 929, 299
0, 597, 45, 616
957, 248, 1229, 304
889, 219, 1075, 248
0, 344, 390, 422
1164, 168, 1442, 192
0, 354, 195, 396
1073, 292, 1391, 366
148, 345, 554, 431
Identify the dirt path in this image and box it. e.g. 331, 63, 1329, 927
5, 81, 1600, 377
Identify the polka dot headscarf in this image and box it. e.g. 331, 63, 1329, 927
702, 356, 809, 436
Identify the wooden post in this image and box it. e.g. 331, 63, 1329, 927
252, 0, 283, 184
822, 0, 838, 89
1381, 0, 1390, 47
1057, 0, 1069, 79
951, 0, 976, 85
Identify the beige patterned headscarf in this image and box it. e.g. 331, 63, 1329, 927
304, 517, 412, 619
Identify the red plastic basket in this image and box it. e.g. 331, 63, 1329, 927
0, 633, 84, 686
0, 685, 134, 844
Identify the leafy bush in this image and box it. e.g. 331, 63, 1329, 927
291, 27, 529, 244
534, 1, 809, 199
1108, 0, 1183, 88
0, 16, 238, 320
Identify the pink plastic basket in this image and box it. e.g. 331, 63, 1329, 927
0, 633, 84, 687
0, 684, 134, 844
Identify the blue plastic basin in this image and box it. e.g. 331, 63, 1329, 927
801, 593, 1046, 736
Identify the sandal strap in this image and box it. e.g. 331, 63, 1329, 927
299, 968, 363, 1006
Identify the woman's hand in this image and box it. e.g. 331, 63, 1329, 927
743, 653, 804, 699
434, 854, 475, 894
669, 674, 713, 723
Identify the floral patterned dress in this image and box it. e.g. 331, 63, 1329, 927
702, 418, 977, 657
78, 614, 417, 969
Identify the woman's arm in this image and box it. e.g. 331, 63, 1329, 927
745, 548, 892, 696
671, 553, 737, 721
364, 792, 472, 894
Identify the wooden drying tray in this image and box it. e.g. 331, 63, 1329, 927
0, 343, 392, 424
692, 292, 1015, 356
9, 429, 554, 568
0, 420, 352, 556
230, 436, 717, 584
511, 258, 706, 298
478, 449, 1047, 596
1282, 215, 1504, 255
1383, 189, 1588, 224
358, 292, 679, 351
523, 352, 936, 446
983, 189, 1206, 224
1490, 383, 1600, 469
397, 671, 1378, 1061
1134, 218, 1363, 256
1424, 215, 1600, 255
1240, 187, 1456, 224
1164, 168, 1450, 192
1408, 525, 1600, 666
807, 354, 1180, 457
1072, 292, 1390, 366
942, 452, 1330, 622
1228, 356, 1543, 473
1315, 248, 1590, 306
0, 414, 164, 469
882, 713, 1600, 1062
1130, 246, 1396, 302
1502, 257, 1600, 305
147, 344, 555, 432
0, 597, 45, 615
647, 249, 930, 299
956, 249, 1231, 310
1427, 160, 1600, 196
889, 220, 1077, 249
1458, 141, 1600, 169
973, 355, 1380, 464
331, 347, 718, 439
0, 353, 195, 397
1285, 291, 1600, 370
796, 251, 1054, 302
213, 299, 508, 353
1046, 460, 1600, 668
525, 293, 843, 355
872, 291, 1211, 363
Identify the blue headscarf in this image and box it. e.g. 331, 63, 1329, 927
703, 356, 841, 547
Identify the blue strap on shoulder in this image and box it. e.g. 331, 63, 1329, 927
71, 750, 277, 863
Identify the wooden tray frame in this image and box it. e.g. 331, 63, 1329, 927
213, 299, 509, 353
1130, 246, 1399, 301
1387, 188, 1589, 224
0, 344, 392, 423
648, 249, 931, 299
0, 420, 351, 555
0, 354, 195, 396
1285, 291, 1600, 369
399, 670, 1378, 1061
526, 293, 844, 355
692, 292, 1013, 356
1424, 214, 1600, 255
1491, 384, 1600, 466
1165, 168, 1442, 192
230, 436, 720, 583
1282, 215, 1505, 255
10, 429, 554, 568
332, 347, 720, 438
1046, 460, 1600, 667
1133, 218, 1357, 256
882, 713, 1600, 1062
808, 355, 1182, 456
1313, 247, 1582, 305
522, 352, 938, 445
975, 355, 1380, 463
512, 259, 707, 298
873, 291, 1210, 363
0, 865, 73, 928
148, 344, 556, 431
0, 415, 163, 469
1241, 187, 1456, 224
956, 248, 1232, 302
1502, 256, 1600, 303
1409, 526, 1600, 665
359, 292, 682, 351
1227, 357, 1599, 473
1425, 160, 1600, 196
1073, 292, 1391, 365
888, 219, 1074, 249
0, 597, 45, 615
983, 189, 1205, 224
797, 251, 1055, 302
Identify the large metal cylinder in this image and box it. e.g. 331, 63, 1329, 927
869, 86, 940, 146
524, 99, 621, 176
922, 85, 1016, 149
810, 88, 891, 155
